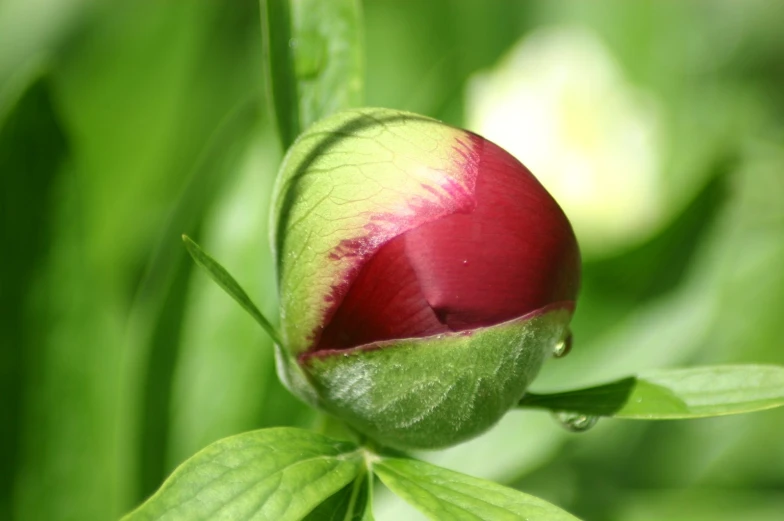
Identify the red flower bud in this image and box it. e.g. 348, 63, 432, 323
272, 108, 580, 449
317, 133, 579, 351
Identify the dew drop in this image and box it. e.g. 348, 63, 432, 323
552, 330, 573, 358
553, 411, 598, 433
462, 259, 468, 266
292, 32, 326, 79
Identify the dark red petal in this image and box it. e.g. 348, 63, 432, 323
317, 235, 449, 351
403, 136, 580, 331
315, 134, 580, 351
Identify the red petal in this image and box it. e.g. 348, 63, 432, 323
316, 236, 449, 351
316, 135, 579, 351
404, 136, 580, 330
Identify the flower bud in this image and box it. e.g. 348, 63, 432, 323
271, 108, 580, 450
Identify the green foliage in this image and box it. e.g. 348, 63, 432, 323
373, 458, 580, 521
150, 236, 784, 517
0, 71, 67, 519
519, 365, 784, 419
183, 235, 282, 347
166, 127, 314, 473
123, 428, 363, 521
121, 425, 582, 521
303, 470, 373, 521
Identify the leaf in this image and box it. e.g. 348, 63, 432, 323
0, 71, 70, 518
168, 128, 313, 470
519, 365, 784, 419
135, 99, 260, 498
615, 489, 784, 521
260, 0, 363, 148
304, 468, 373, 521
182, 235, 283, 347
373, 458, 580, 521
122, 427, 364, 521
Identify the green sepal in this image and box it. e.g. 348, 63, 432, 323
302, 306, 572, 450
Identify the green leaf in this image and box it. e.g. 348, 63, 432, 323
373, 458, 580, 521
134, 98, 260, 498
122, 427, 363, 521
303, 468, 373, 521
167, 127, 315, 472
519, 365, 784, 419
182, 235, 283, 347
0, 71, 70, 519
260, 0, 363, 148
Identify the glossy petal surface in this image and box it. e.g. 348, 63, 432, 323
318, 135, 579, 351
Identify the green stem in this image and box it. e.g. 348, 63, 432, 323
343, 467, 367, 521
260, 0, 300, 149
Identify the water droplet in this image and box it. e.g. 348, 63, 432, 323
292, 32, 326, 79
462, 259, 468, 266
552, 330, 573, 358
553, 411, 598, 433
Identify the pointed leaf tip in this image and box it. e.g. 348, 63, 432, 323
181, 234, 284, 347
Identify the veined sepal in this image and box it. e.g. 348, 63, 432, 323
297, 303, 573, 450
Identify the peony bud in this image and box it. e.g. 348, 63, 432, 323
271, 108, 580, 450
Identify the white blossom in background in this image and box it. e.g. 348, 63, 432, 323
466, 26, 664, 257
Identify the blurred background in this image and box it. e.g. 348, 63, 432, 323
2, 1, 783, 520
